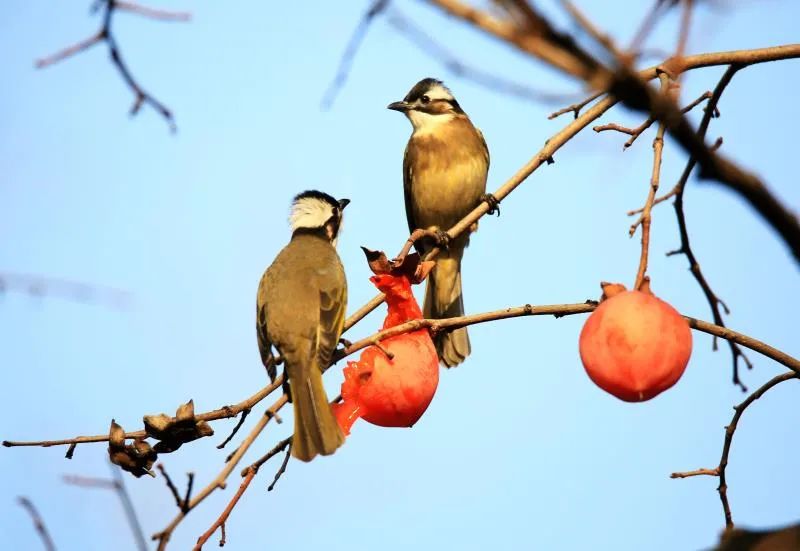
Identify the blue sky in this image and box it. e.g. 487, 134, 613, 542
1, 1, 799, 550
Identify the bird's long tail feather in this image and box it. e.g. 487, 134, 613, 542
289, 362, 344, 462
423, 255, 470, 367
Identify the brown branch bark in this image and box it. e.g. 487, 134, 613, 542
671, 371, 799, 529
632, 73, 670, 289
3, 378, 280, 449
192, 467, 258, 551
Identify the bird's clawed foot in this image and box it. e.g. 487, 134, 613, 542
481, 193, 501, 216
339, 337, 353, 348
433, 228, 451, 249
392, 228, 449, 266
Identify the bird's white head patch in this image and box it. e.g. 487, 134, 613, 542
290, 197, 336, 231
289, 190, 347, 244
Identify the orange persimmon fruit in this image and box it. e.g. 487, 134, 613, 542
579, 282, 692, 402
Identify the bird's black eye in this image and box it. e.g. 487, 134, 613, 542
420, 95, 430, 104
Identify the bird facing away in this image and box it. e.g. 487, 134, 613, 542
388, 78, 490, 367
256, 190, 349, 461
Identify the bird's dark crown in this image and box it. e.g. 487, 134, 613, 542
403, 78, 464, 114
292, 189, 339, 209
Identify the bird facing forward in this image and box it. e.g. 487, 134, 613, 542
256, 190, 349, 461
388, 78, 491, 367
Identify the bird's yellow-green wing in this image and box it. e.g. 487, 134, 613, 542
316, 276, 347, 371
256, 278, 277, 382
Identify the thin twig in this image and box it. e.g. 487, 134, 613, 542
63, 470, 146, 551
244, 436, 293, 475
157, 464, 184, 510
216, 408, 251, 450
114, 1, 190, 21
17, 497, 56, 551
628, 0, 671, 54
547, 91, 604, 120
676, 0, 693, 60
669, 468, 718, 478
387, 9, 578, 105
182, 473, 194, 514
194, 437, 292, 550
267, 442, 292, 492
63, 475, 117, 489
192, 467, 258, 551
560, 0, 625, 60
593, 89, 710, 149
320, 0, 390, 109
671, 371, 799, 529
35, 0, 188, 130
665, 65, 753, 391
631, 73, 670, 289
110, 463, 149, 551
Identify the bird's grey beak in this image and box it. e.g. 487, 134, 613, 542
387, 101, 410, 112
338, 198, 351, 210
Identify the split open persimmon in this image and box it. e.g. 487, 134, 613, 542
332, 266, 439, 435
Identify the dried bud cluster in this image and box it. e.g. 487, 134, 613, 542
107, 400, 213, 477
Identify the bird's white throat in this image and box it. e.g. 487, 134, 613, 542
408, 111, 456, 135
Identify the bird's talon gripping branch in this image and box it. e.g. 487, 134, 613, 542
433, 229, 451, 249
481, 193, 501, 216
392, 227, 451, 265
338, 337, 353, 348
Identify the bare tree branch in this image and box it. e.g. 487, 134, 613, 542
3, 379, 280, 449
321, 0, 390, 109
63, 467, 148, 551
422, 0, 800, 261
152, 397, 287, 550
671, 371, 799, 529
35, 0, 189, 130
192, 467, 258, 551
664, 65, 754, 391
632, 73, 670, 290
387, 9, 580, 105
593, 90, 710, 150
17, 497, 56, 551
